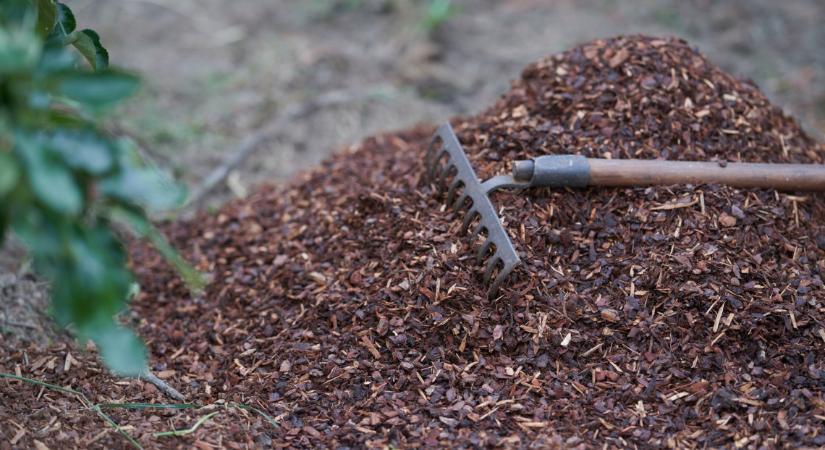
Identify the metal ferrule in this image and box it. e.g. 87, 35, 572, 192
513, 155, 591, 188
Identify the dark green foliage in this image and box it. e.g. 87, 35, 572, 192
0, 0, 201, 375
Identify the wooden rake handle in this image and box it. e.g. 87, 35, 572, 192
512, 156, 825, 191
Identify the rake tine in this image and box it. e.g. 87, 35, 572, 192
488, 260, 517, 298
461, 208, 479, 233
424, 139, 437, 168
451, 193, 469, 212
428, 148, 448, 180
469, 222, 485, 241
446, 178, 463, 205
476, 238, 494, 264
483, 256, 502, 283
438, 162, 455, 187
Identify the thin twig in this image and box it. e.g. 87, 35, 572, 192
234, 403, 280, 428
138, 369, 186, 401
154, 411, 218, 437
185, 87, 389, 208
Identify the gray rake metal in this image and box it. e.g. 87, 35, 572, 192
424, 123, 528, 297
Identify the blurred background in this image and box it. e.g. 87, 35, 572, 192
69, 0, 824, 207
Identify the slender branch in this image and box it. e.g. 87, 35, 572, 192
154, 411, 218, 437
138, 369, 185, 401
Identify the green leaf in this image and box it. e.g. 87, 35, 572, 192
34, 0, 57, 37
0, 151, 17, 243
91, 324, 146, 376
57, 70, 139, 109
46, 225, 132, 324
41, 107, 90, 127
47, 129, 113, 174
0, 0, 34, 26
71, 29, 109, 70
36, 44, 76, 73
0, 208, 8, 246
15, 133, 83, 216
8, 207, 64, 260
54, 2, 76, 34
0, 152, 20, 197
100, 167, 185, 211
67, 227, 131, 310
0, 26, 41, 74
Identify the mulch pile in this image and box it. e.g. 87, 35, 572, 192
3, 35, 825, 449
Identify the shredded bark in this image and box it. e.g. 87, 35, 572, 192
3, 35, 825, 449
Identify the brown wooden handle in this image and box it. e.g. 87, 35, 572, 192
587, 159, 825, 191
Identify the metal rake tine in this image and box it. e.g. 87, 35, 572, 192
476, 238, 494, 264
425, 132, 442, 159
469, 222, 485, 241
428, 147, 450, 180
438, 162, 456, 188
461, 207, 479, 233
446, 178, 463, 205
424, 139, 437, 169
451, 193, 469, 212
488, 260, 517, 298
424, 148, 433, 176
427, 148, 444, 181
483, 256, 502, 283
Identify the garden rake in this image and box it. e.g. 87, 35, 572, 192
425, 123, 825, 297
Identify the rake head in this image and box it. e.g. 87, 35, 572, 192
424, 123, 521, 297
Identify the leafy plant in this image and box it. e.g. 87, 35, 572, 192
0, 0, 202, 375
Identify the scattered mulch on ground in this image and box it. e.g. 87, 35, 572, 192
3, 35, 825, 449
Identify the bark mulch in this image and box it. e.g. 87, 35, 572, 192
3, 35, 825, 449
